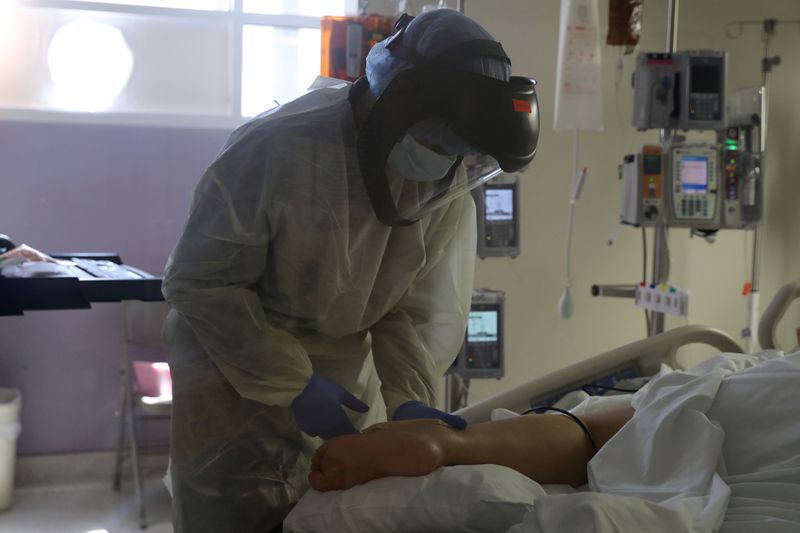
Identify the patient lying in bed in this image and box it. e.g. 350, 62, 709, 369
290, 352, 800, 533
309, 407, 634, 491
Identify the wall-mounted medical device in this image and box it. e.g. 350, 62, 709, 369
473, 174, 520, 258
450, 289, 505, 379
720, 140, 762, 228
321, 15, 395, 81
620, 141, 761, 230
719, 86, 764, 229
620, 144, 666, 226
632, 50, 726, 131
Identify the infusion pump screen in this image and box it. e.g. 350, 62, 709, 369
468, 310, 498, 343
485, 189, 514, 221
679, 156, 709, 195
690, 64, 721, 93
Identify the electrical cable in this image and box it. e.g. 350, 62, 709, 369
642, 226, 650, 333
457, 377, 470, 410
691, 228, 719, 241
448, 373, 470, 411
521, 406, 598, 452
581, 384, 640, 395
641, 226, 648, 283
743, 229, 750, 285
662, 226, 671, 281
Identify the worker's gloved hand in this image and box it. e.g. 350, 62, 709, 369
292, 374, 369, 439
392, 400, 467, 429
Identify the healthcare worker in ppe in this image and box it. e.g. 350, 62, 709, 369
162, 8, 539, 533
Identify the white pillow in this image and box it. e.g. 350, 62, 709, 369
283, 464, 546, 533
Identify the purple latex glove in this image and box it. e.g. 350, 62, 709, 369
291, 375, 369, 439
392, 400, 467, 429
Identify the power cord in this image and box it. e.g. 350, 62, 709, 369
520, 406, 598, 452
581, 383, 640, 395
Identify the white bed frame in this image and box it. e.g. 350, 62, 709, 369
455, 325, 742, 423
758, 280, 800, 351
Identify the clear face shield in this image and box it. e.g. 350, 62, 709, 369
384, 137, 505, 223
356, 67, 539, 226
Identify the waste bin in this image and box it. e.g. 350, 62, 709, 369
0, 388, 21, 512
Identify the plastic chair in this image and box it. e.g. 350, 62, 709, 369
113, 300, 171, 529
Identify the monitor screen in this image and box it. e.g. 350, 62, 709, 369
484, 188, 514, 221
690, 64, 720, 94
467, 309, 498, 343
679, 155, 708, 195
643, 154, 661, 174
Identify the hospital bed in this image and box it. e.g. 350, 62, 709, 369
286, 284, 800, 533
456, 279, 800, 425
455, 324, 742, 423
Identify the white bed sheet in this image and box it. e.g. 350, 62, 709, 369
507, 350, 800, 533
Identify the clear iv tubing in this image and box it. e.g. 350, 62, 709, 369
615, 49, 624, 90
560, 129, 587, 319
565, 130, 586, 282
565, 129, 579, 287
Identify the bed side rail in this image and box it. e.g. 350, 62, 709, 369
758, 281, 800, 350
454, 325, 741, 423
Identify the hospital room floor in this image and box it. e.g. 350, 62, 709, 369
0, 454, 173, 533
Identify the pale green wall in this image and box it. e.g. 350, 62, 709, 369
461, 0, 800, 404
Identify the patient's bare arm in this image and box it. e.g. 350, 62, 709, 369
309, 407, 634, 491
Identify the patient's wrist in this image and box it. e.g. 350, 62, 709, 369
439, 423, 469, 467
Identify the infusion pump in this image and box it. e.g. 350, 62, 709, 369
632, 50, 726, 131
669, 145, 720, 226
620, 142, 761, 230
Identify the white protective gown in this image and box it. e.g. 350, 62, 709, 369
162, 79, 476, 532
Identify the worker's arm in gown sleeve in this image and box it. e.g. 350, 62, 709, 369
162, 142, 312, 407
370, 194, 477, 415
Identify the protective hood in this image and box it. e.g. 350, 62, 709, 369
356, 14, 540, 226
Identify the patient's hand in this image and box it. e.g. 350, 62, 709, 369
309, 419, 455, 491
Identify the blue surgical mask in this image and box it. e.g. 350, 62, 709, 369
386, 134, 458, 182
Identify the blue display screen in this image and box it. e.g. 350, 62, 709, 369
485, 188, 514, 221
467, 310, 498, 343
680, 155, 708, 195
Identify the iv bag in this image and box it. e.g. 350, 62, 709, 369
553, 0, 604, 131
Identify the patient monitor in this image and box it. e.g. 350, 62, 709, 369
473, 174, 520, 259
450, 289, 505, 379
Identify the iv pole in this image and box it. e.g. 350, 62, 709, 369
724, 17, 799, 351
647, 0, 679, 336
